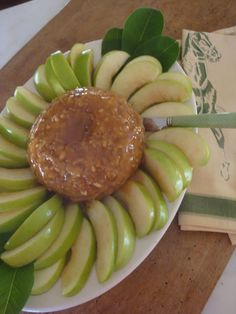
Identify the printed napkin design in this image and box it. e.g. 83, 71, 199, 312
179, 28, 236, 242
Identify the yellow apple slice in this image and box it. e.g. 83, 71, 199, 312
129, 79, 192, 113
103, 196, 135, 270
111, 55, 162, 99
158, 72, 192, 97
0, 167, 36, 192
143, 148, 184, 202
32, 256, 66, 295
14, 86, 49, 115
147, 140, 193, 188
115, 180, 155, 237
34, 203, 83, 270
5, 195, 62, 250
132, 169, 168, 230
0, 186, 47, 212
94, 50, 130, 90
1, 206, 64, 267
87, 200, 117, 283
61, 218, 96, 296
141, 102, 194, 118
148, 128, 210, 167
6, 97, 37, 129
69, 43, 85, 68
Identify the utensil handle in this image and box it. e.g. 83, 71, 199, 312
171, 112, 236, 128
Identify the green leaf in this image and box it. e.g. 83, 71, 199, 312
133, 35, 180, 71
0, 263, 34, 314
122, 8, 164, 54
101, 28, 123, 55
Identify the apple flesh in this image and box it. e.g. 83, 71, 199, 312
148, 128, 210, 167
34, 64, 57, 101
34, 203, 83, 270
0, 167, 36, 192
115, 180, 155, 237
103, 195, 135, 270
69, 43, 85, 68
0, 201, 43, 233
141, 102, 195, 118
143, 148, 184, 202
14, 86, 49, 115
87, 200, 117, 283
0, 152, 27, 169
0, 116, 29, 148
50, 51, 79, 90
5, 195, 62, 250
94, 50, 130, 90
45, 57, 66, 96
61, 218, 96, 296
0, 133, 28, 165
32, 255, 66, 295
132, 169, 168, 230
1, 206, 64, 267
158, 72, 192, 96
73, 49, 93, 86
129, 79, 192, 113
0, 186, 47, 212
111, 55, 162, 99
147, 140, 193, 188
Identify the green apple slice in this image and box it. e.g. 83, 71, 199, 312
141, 102, 195, 118
158, 72, 192, 97
14, 86, 49, 115
103, 196, 135, 270
143, 148, 184, 202
0, 116, 29, 148
132, 169, 168, 230
87, 200, 117, 283
6, 97, 37, 129
0, 201, 43, 233
73, 49, 93, 86
0, 167, 36, 192
1, 206, 64, 267
34, 203, 83, 270
115, 180, 155, 237
69, 43, 85, 68
45, 57, 66, 96
34, 64, 57, 101
5, 195, 62, 250
61, 218, 95, 296
32, 256, 66, 295
50, 51, 79, 90
129, 80, 192, 113
111, 55, 162, 99
0, 153, 27, 169
147, 140, 193, 188
0, 134, 28, 165
0, 186, 47, 212
148, 128, 210, 167
94, 50, 130, 90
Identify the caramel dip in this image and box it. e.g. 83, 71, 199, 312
28, 87, 144, 201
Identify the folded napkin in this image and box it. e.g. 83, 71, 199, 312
178, 26, 236, 244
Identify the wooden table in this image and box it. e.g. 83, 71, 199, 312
0, 0, 235, 313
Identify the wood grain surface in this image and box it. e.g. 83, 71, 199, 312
0, 0, 235, 313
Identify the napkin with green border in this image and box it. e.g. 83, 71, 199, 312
178, 26, 236, 244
